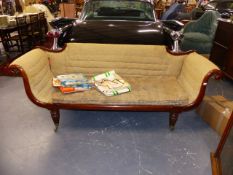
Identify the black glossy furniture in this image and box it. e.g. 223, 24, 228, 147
209, 20, 233, 80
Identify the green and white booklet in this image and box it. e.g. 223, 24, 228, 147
92, 70, 131, 96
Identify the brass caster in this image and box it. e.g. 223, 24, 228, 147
54, 124, 59, 132
169, 125, 175, 131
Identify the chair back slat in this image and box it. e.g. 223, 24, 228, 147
29, 14, 39, 23
38, 12, 48, 39
39, 12, 45, 19
14, 16, 31, 53
16, 16, 27, 25
29, 14, 40, 34
15, 16, 28, 36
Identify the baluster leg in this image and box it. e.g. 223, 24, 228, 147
169, 112, 179, 130
50, 109, 60, 132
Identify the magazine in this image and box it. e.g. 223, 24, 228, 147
92, 70, 131, 96
52, 73, 93, 93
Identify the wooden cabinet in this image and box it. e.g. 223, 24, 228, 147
210, 20, 233, 80
59, 3, 76, 18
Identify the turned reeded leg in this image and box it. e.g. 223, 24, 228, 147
50, 109, 60, 132
169, 112, 179, 130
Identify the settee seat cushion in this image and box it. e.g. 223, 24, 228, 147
52, 76, 189, 106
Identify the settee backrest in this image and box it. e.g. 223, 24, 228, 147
48, 43, 186, 77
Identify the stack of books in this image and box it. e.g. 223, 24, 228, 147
53, 73, 93, 93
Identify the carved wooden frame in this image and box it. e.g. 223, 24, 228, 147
10, 45, 223, 131
210, 112, 233, 175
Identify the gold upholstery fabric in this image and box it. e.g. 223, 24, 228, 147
48, 43, 185, 77
52, 76, 189, 106
10, 43, 220, 107
178, 52, 219, 103
10, 49, 54, 103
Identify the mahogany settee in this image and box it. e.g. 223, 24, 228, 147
10, 43, 221, 131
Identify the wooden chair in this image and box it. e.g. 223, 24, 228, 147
0, 30, 18, 61
10, 16, 31, 53
29, 14, 41, 46
38, 12, 48, 42
0, 30, 18, 53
